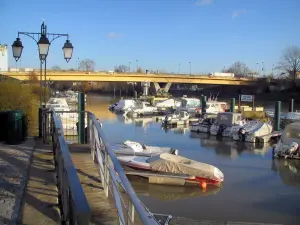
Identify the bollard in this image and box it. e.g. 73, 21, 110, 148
201, 96, 207, 114
289, 99, 294, 112
274, 101, 281, 131
230, 98, 235, 113
78, 92, 85, 144
134, 91, 137, 99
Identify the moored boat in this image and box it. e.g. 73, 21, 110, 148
110, 140, 179, 156
117, 153, 224, 187
273, 122, 300, 160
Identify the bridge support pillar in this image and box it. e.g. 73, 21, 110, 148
141, 82, 150, 96
153, 82, 172, 94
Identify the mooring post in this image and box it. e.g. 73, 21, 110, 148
274, 101, 281, 131
78, 92, 85, 144
201, 95, 207, 114
230, 98, 235, 113
134, 91, 137, 99
289, 99, 294, 112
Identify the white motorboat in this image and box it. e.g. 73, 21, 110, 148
190, 118, 216, 133
273, 122, 300, 160
114, 99, 137, 113
46, 98, 70, 111
210, 112, 246, 137
117, 153, 224, 187
232, 120, 277, 143
176, 97, 200, 117
110, 140, 179, 156
162, 111, 190, 126
126, 102, 157, 117
156, 98, 181, 110
195, 101, 227, 116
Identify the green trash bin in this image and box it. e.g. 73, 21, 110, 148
6, 110, 24, 145
0, 111, 9, 142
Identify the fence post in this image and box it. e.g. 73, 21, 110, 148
230, 98, 235, 113
274, 101, 281, 131
78, 92, 85, 144
289, 99, 294, 112
201, 95, 207, 115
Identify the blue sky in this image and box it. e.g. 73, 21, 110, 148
1, 0, 300, 74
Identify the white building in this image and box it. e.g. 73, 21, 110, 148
0, 44, 8, 72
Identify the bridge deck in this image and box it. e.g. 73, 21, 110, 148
69, 144, 119, 225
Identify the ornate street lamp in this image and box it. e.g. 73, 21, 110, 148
37, 35, 50, 62
62, 39, 74, 62
12, 22, 73, 108
11, 37, 24, 62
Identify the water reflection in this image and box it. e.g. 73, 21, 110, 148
162, 125, 190, 135
129, 176, 221, 201
190, 132, 270, 158
272, 160, 300, 189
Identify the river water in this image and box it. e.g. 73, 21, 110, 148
86, 94, 300, 225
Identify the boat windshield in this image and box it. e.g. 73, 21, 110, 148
214, 113, 233, 126
281, 123, 300, 145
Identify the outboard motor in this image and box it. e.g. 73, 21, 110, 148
285, 142, 299, 159
238, 127, 247, 142
170, 148, 179, 155
164, 115, 169, 125
217, 124, 226, 136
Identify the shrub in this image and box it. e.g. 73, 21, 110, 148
0, 80, 39, 136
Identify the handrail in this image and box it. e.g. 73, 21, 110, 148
51, 111, 91, 224
89, 112, 160, 225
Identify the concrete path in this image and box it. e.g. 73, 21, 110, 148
0, 139, 35, 225
0, 138, 60, 225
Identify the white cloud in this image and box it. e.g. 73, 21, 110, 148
195, 0, 213, 6
107, 32, 121, 39
232, 10, 248, 19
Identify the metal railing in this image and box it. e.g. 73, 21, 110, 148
88, 112, 161, 225
50, 111, 91, 224
42, 110, 165, 225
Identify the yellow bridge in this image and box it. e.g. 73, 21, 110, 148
1, 71, 256, 85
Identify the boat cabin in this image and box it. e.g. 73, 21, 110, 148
281, 122, 300, 146
214, 112, 244, 126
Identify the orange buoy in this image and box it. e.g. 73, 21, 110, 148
200, 181, 207, 189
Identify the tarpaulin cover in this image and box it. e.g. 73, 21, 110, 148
147, 153, 220, 179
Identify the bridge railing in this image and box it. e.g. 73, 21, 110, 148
49, 111, 91, 224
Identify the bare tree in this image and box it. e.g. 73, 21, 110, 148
277, 46, 300, 86
52, 65, 62, 71
79, 59, 96, 72
114, 65, 129, 73
224, 61, 252, 77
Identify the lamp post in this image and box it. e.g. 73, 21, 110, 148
136, 60, 139, 72
129, 61, 131, 72
189, 62, 191, 75
12, 22, 74, 107
262, 61, 265, 77
178, 63, 180, 74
